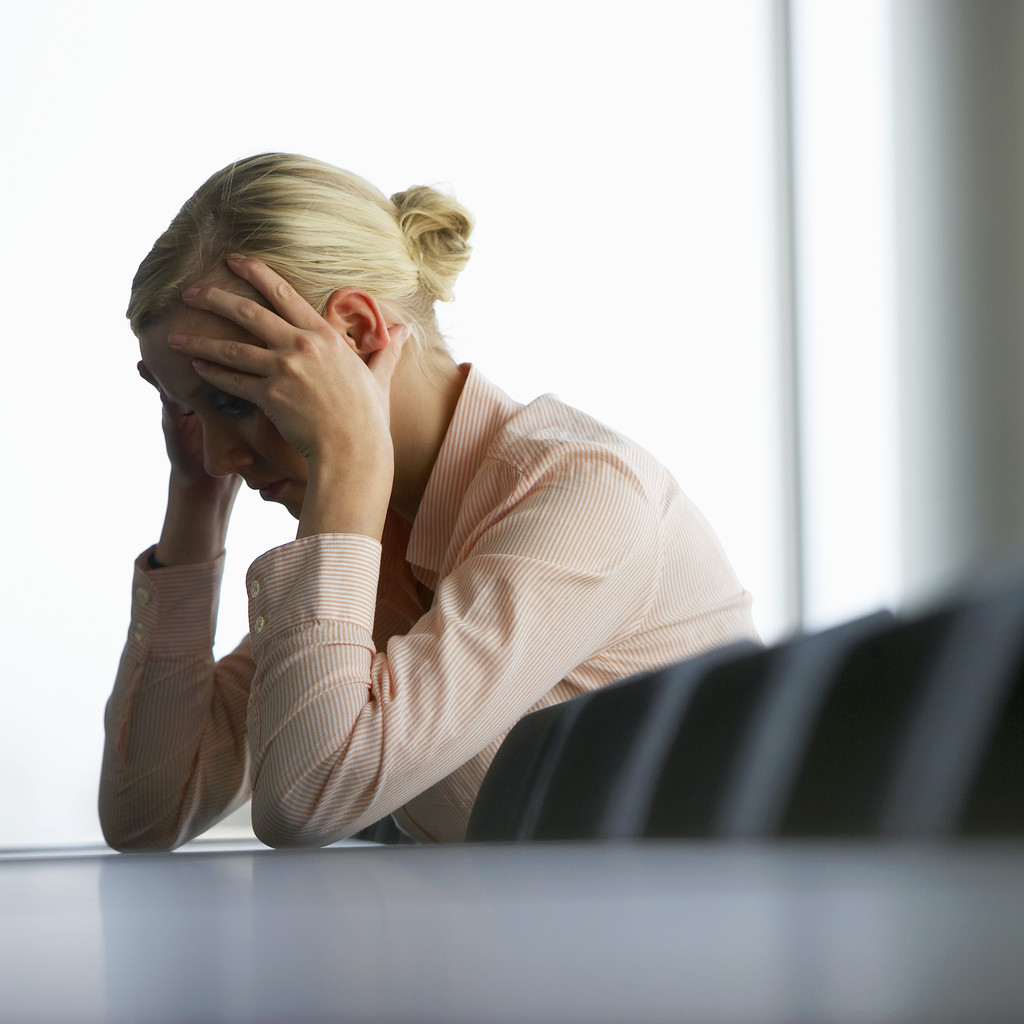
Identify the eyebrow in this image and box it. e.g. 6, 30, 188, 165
187, 381, 214, 404
138, 361, 191, 408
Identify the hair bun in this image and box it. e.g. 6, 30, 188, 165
391, 185, 474, 302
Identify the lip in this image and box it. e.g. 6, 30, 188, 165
248, 479, 288, 501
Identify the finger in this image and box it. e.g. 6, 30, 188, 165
367, 324, 411, 391
180, 258, 323, 341
191, 358, 264, 405
387, 323, 412, 349
180, 283, 295, 349
226, 257, 326, 331
168, 333, 273, 376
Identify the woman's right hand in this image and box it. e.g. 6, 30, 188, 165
137, 361, 204, 482
138, 361, 240, 565
137, 360, 236, 496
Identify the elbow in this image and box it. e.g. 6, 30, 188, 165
250, 786, 336, 849
250, 799, 327, 849
250, 815, 308, 850
103, 836, 180, 855
98, 788, 192, 854
250, 767, 366, 849
99, 814, 184, 854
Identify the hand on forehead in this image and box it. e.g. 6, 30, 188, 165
136, 278, 268, 405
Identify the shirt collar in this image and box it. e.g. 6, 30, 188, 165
406, 364, 522, 587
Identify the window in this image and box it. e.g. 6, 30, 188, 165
1, 0, 795, 848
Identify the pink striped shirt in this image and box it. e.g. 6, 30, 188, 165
100, 366, 756, 848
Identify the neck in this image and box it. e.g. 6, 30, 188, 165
388, 353, 467, 524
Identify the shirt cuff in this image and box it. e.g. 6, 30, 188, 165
128, 547, 226, 657
245, 534, 382, 654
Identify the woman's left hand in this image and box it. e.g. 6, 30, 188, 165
171, 258, 408, 476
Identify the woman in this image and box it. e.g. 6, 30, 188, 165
100, 153, 757, 850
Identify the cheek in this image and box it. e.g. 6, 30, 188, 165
255, 416, 307, 467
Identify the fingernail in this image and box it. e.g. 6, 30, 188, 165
182, 287, 199, 301
168, 333, 187, 348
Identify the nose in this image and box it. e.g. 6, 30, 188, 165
202, 418, 255, 478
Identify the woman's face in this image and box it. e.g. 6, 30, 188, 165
137, 302, 309, 518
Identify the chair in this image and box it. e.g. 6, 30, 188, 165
772, 607, 957, 837
466, 640, 760, 842
350, 816, 415, 844
714, 611, 897, 837
466, 568, 1024, 843
882, 565, 1024, 837
464, 700, 587, 842
616, 644, 786, 839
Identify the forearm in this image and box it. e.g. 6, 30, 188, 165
100, 655, 251, 852
295, 454, 392, 543
154, 470, 240, 566
99, 553, 253, 851
244, 535, 384, 846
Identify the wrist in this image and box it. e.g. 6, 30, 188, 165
297, 455, 393, 542
167, 467, 240, 506
155, 471, 241, 566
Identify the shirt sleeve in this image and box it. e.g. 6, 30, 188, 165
98, 548, 255, 851
244, 450, 666, 847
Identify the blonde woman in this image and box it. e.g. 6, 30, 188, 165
100, 153, 757, 849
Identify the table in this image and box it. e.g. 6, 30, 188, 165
2, 840, 1022, 1023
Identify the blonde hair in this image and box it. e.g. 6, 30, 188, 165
127, 153, 474, 358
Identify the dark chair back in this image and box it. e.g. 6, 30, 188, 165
773, 609, 956, 836
533, 642, 760, 841
466, 567, 1024, 842
714, 611, 896, 837
882, 565, 1024, 837
465, 700, 585, 842
465, 641, 759, 842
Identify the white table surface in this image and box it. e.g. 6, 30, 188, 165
2, 839, 1022, 1023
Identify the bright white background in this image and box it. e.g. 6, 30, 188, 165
0, 1, 898, 848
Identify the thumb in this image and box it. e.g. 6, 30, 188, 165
368, 324, 411, 390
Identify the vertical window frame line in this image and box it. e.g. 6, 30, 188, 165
771, 0, 807, 632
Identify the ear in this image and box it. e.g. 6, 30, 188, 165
322, 288, 391, 357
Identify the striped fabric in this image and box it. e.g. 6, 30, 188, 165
100, 367, 757, 849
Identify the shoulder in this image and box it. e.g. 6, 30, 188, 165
486, 391, 674, 512
442, 392, 674, 579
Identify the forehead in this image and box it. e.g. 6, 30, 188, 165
136, 290, 265, 406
